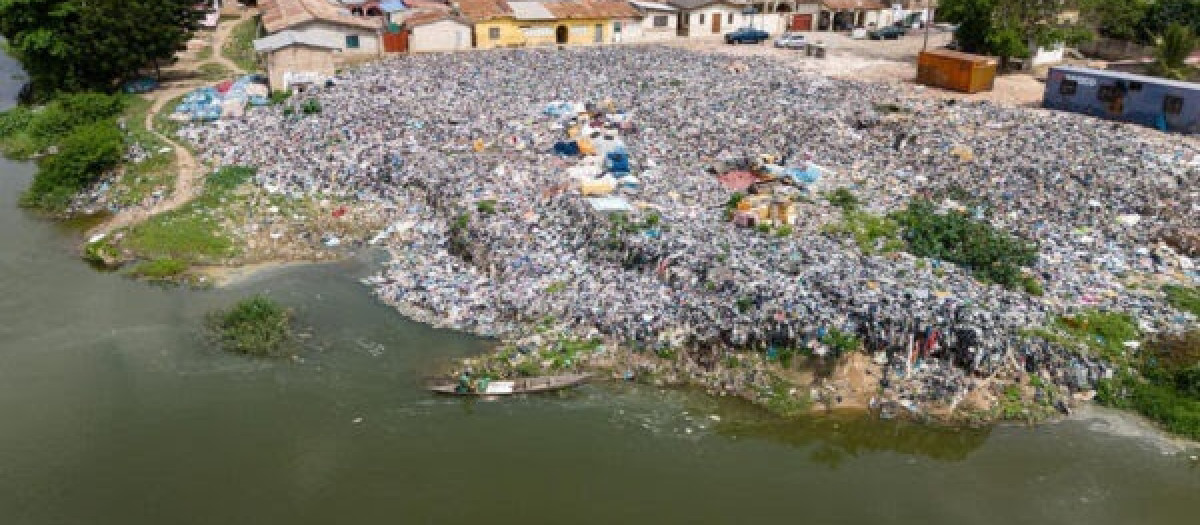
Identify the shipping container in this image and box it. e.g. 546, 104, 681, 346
916, 49, 998, 94
1042, 66, 1200, 134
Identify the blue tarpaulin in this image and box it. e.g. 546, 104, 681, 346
553, 141, 580, 156
605, 151, 630, 174
380, 0, 406, 12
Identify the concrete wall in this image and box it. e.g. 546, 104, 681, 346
411, 19, 473, 51
627, 12, 678, 42
680, 6, 753, 37
292, 20, 380, 53
474, 18, 614, 49
266, 45, 336, 90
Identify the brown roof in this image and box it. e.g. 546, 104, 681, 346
403, 9, 468, 27
455, 0, 513, 21
820, 0, 886, 10
261, 0, 382, 33
543, 0, 640, 19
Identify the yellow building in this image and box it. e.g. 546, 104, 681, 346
458, 0, 639, 49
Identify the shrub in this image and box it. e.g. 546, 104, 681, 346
825, 187, 860, 211
269, 90, 292, 105
22, 120, 123, 210
476, 199, 496, 215
725, 192, 744, 210
890, 199, 1037, 289
301, 98, 321, 115
0, 106, 33, 138
206, 295, 295, 357
775, 225, 793, 237
821, 327, 861, 355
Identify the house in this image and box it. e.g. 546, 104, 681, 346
671, 0, 756, 38
816, 0, 889, 31
253, 31, 342, 89
1043, 66, 1200, 134
404, 10, 473, 51
256, 0, 384, 89
260, 0, 383, 53
624, 1, 679, 42
460, 0, 640, 49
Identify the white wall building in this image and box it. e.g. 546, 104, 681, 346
671, 0, 757, 38
623, 1, 679, 42
406, 13, 474, 51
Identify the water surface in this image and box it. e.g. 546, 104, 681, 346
0, 51, 1196, 525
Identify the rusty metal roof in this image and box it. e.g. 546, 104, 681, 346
456, 0, 514, 21
261, 0, 383, 33
543, 1, 640, 19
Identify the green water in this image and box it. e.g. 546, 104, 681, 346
1, 53, 1197, 525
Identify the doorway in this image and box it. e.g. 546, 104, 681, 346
556, 25, 568, 44
594, 24, 603, 43
712, 13, 721, 33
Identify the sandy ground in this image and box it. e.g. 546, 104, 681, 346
670, 31, 1048, 108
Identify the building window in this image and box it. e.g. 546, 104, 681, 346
1164, 95, 1184, 115
345, 35, 360, 49
653, 15, 669, 27
488, 27, 500, 40
614, 21, 621, 33
698, 14, 705, 24
1059, 79, 1077, 96
1097, 85, 1119, 102
727, 13, 733, 24
1129, 81, 1143, 91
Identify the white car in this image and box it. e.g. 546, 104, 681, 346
774, 33, 807, 49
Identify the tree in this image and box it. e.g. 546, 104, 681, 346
940, 0, 1092, 66
1148, 23, 1197, 80
1081, 0, 1149, 41
1139, 0, 1200, 44
0, 0, 202, 96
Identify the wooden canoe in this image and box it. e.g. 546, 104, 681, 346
426, 373, 591, 396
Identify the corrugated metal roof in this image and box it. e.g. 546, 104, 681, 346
261, 0, 382, 33
631, 1, 677, 11
456, 0, 513, 21
508, 1, 556, 19
1051, 65, 1200, 91
253, 30, 343, 52
544, 0, 639, 19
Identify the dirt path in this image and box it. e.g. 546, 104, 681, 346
87, 11, 256, 239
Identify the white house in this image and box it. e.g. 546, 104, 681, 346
671, 0, 757, 38
260, 0, 383, 54
624, 1, 679, 42
405, 11, 474, 51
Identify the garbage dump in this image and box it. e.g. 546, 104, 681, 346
170, 74, 270, 122
177, 46, 1199, 416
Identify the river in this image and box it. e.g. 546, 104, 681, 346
1, 51, 1197, 525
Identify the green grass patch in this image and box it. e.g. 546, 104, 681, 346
822, 209, 903, 255
1163, 285, 1200, 317
130, 258, 189, 279
824, 187, 860, 211
197, 62, 232, 82
821, 327, 861, 355
120, 166, 255, 263
222, 16, 262, 72
153, 93, 189, 144
1052, 310, 1140, 363
206, 295, 296, 357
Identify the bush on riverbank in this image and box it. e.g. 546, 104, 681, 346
1, 93, 129, 211
1096, 330, 1200, 440
206, 295, 296, 357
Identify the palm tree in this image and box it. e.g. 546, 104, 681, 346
1149, 23, 1197, 80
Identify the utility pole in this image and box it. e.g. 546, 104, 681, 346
921, 5, 932, 51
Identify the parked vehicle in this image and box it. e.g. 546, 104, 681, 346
869, 26, 905, 40
774, 32, 807, 49
725, 27, 770, 45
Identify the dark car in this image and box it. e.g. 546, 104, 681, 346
868, 26, 905, 40
725, 27, 770, 45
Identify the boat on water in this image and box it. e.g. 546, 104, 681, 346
426, 373, 591, 396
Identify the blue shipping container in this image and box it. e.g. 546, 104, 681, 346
1042, 66, 1200, 134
